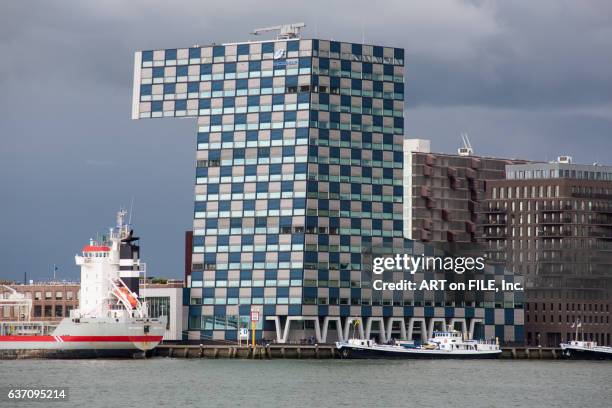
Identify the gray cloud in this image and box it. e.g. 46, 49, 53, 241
0, 0, 611, 281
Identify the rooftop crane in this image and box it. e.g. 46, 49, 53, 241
251, 23, 306, 40
458, 132, 474, 156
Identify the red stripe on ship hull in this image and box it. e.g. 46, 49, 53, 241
0, 336, 163, 342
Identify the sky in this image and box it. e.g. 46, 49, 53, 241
1, 0, 611, 282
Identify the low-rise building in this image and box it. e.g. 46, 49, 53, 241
0, 282, 80, 322
140, 279, 184, 341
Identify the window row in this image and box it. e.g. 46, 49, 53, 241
142, 45, 402, 66
195, 156, 308, 169
191, 279, 301, 289
193, 191, 305, 203
195, 209, 305, 219
311, 104, 402, 117
187, 314, 264, 331
187, 296, 504, 308
312, 50, 403, 66
194, 226, 306, 236
141, 85, 312, 100
189, 297, 303, 307
142, 58, 404, 82
193, 234, 401, 254
197, 139, 307, 151
194, 121, 310, 133
143, 41, 303, 61
194, 243, 304, 254
193, 207, 402, 222
312, 68, 403, 83
308, 159, 402, 170
142, 68, 311, 84
195, 135, 402, 152
143, 98, 312, 116
194, 167, 306, 179
305, 193, 403, 204
194, 164, 307, 178
310, 121, 403, 135
190, 261, 304, 270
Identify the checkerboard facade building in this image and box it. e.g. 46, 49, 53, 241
132, 35, 524, 344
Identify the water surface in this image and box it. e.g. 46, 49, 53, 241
1, 358, 611, 407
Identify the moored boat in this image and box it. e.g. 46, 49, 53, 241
560, 341, 612, 360
0, 209, 166, 358
336, 331, 501, 359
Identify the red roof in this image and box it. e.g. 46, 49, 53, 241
83, 245, 111, 252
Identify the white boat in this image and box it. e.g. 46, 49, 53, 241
336, 331, 501, 359
560, 341, 612, 360
559, 319, 612, 360
0, 210, 166, 358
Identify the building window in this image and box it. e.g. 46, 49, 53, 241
144, 296, 171, 329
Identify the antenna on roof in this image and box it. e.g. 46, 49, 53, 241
458, 132, 474, 156
128, 196, 135, 225
251, 23, 306, 40
361, 20, 365, 44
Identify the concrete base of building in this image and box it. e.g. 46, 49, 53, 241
264, 316, 487, 344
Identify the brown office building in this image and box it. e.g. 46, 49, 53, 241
403, 139, 529, 243
0, 282, 80, 322
480, 158, 612, 346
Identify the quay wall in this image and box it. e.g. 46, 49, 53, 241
152, 344, 563, 360
0, 345, 563, 360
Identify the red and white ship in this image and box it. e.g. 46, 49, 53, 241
0, 210, 166, 358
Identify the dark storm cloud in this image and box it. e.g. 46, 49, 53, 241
1, 0, 611, 281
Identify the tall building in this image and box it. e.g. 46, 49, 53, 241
480, 158, 612, 346
132, 25, 523, 344
403, 139, 528, 242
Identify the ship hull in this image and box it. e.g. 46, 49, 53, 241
561, 346, 612, 360
0, 316, 165, 358
336, 344, 501, 359
0, 347, 153, 359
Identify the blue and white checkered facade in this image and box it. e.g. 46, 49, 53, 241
132, 37, 524, 344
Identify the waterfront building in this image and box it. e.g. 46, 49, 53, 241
0, 282, 79, 322
131, 24, 523, 344
140, 279, 184, 341
480, 158, 612, 346
403, 139, 529, 242
0, 279, 183, 341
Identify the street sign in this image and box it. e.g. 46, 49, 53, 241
250, 310, 259, 322
239, 328, 249, 340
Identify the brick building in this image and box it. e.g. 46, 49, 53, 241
403, 139, 529, 242
0, 282, 80, 322
480, 158, 612, 346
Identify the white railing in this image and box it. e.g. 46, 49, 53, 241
109, 277, 145, 318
